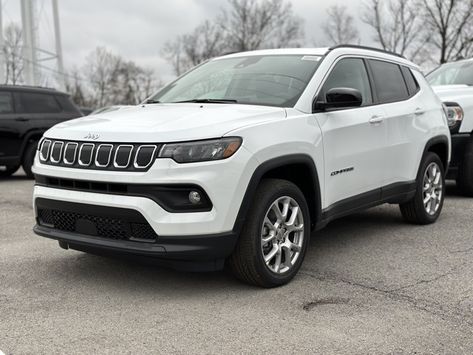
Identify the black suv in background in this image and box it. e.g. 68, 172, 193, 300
0, 85, 82, 178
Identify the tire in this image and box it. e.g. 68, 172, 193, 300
22, 141, 38, 179
400, 152, 445, 225
457, 138, 473, 197
0, 164, 20, 178
228, 178, 310, 288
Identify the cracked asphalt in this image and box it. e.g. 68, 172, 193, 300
1, 171, 473, 354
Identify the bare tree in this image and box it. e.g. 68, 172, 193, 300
420, 0, 473, 63
363, 0, 428, 62
222, 0, 303, 51
3, 23, 24, 85
322, 5, 360, 45
163, 0, 304, 75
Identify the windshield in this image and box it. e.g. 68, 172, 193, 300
150, 55, 322, 107
427, 61, 473, 86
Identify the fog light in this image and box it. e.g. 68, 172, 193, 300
189, 191, 202, 204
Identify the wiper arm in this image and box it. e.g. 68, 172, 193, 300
172, 98, 238, 104
145, 99, 161, 104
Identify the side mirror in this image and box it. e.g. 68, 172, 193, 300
313, 87, 363, 112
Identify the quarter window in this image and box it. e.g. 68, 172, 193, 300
401, 66, 420, 96
320, 58, 373, 106
368, 60, 409, 103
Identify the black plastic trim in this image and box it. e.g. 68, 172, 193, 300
35, 175, 213, 213
328, 44, 405, 59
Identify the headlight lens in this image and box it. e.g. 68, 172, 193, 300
442, 102, 464, 131
158, 137, 242, 163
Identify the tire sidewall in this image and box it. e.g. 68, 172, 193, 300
250, 182, 311, 286
415, 153, 445, 223
22, 142, 37, 178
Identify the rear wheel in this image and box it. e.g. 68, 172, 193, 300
400, 152, 445, 224
457, 138, 473, 197
228, 179, 310, 288
22, 141, 38, 179
0, 164, 20, 178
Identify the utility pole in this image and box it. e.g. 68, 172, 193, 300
0, 0, 5, 84
52, 0, 65, 89
20, 0, 38, 86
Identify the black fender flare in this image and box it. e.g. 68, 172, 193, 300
231, 154, 322, 236
420, 135, 450, 176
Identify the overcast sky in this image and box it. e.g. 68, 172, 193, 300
2, 0, 372, 83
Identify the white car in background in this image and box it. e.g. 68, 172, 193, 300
428, 60, 473, 196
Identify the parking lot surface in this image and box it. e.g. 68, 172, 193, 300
1, 172, 473, 354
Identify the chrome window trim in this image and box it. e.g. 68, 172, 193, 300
50, 141, 64, 163
39, 139, 52, 162
63, 142, 78, 165
133, 145, 157, 169
95, 144, 114, 167
78, 143, 95, 166
113, 145, 134, 168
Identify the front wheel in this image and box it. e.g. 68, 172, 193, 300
228, 179, 310, 288
400, 152, 445, 224
22, 141, 38, 179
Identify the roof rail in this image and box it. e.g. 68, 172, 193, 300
328, 44, 405, 59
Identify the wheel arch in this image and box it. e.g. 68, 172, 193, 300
232, 154, 322, 235
422, 135, 450, 174
19, 129, 45, 158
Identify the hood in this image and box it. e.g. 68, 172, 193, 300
432, 85, 473, 103
45, 103, 286, 142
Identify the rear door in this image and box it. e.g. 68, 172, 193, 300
315, 57, 388, 207
0, 91, 22, 160
367, 60, 421, 186
14, 91, 68, 136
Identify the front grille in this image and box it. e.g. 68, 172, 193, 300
37, 200, 158, 242
39, 139, 161, 171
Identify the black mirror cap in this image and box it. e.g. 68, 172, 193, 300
313, 87, 363, 112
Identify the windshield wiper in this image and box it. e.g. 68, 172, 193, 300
145, 99, 161, 104
173, 98, 238, 104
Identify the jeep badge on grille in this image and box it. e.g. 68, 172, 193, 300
84, 133, 100, 140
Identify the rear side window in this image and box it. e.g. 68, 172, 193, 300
320, 58, 373, 106
401, 66, 420, 96
0, 92, 13, 113
368, 60, 409, 103
16, 92, 62, 114
55, 95, 79, 114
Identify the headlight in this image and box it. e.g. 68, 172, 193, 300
158, 137, 242, 163
442, 102, 464, 132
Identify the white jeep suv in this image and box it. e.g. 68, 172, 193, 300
428, 59, 473, 196
33, 46, 451, 287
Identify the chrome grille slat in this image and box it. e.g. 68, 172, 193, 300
39, 140, 158, 171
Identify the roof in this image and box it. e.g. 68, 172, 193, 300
215, 45, 417, 68
0, 84, 68, 95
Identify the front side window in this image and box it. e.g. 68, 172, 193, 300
151, 55, 322, 107
427, 61, 473, 86
0, 92, 13, 114
320, 58, 373, 106
16, 92, 62, 114
369, 60, 409, 103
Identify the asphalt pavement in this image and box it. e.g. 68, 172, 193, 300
1, 171, 473, 354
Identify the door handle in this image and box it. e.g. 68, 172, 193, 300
414, 108, 425, 115
369, 115, 384, 124
15, 117, 29, 122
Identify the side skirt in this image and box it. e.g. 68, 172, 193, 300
316, 181, 416, 230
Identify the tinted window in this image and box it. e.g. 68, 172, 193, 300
0, 92, 13, 113
401, 66, 420, 96
369, 60, 409, 103
16, 92, 62, 114
320, 58, 372, 106
55, 95, 79, 114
